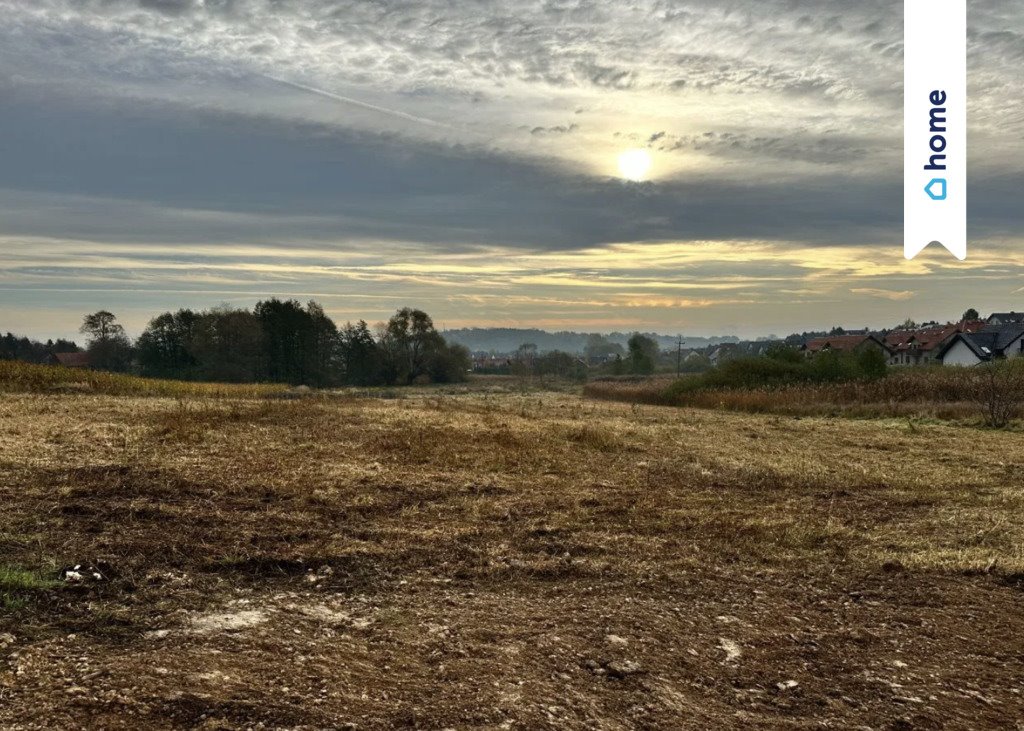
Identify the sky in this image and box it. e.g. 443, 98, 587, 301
1, 0, 1022, 341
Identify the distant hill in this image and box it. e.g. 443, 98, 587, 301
441, 328, 739, 354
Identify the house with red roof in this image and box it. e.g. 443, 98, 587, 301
47, 352, 91, 369
883, 321, 987, 367
801, 334, 891, 358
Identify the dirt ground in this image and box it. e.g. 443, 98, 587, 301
1, 389, 1023, 729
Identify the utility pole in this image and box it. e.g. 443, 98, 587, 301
676, 335, 684, 376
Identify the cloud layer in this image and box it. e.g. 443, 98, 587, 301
0, 0, 1021, 336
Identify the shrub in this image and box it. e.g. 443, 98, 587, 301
856, 347, 889, 380
971, 360, 1024, 428
584, 360, 1024, 425
662, 349, 886, 398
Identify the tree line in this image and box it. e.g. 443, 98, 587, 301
14, 302, 471, 387
666, 344, 888, 396
0, 333, 82, 363
479, 333, 662, 381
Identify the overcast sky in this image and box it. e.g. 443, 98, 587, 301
1, 0, 1022, 340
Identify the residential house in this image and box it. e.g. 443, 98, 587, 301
987, 312, 1024, 326
884, 321, 987, 367
801, 334, 891, 358
707, 343, 740, 366
736, 340, 786, 358
470, 353, 512, 372
938, 325, 1024, 366
47, 352, 91, 368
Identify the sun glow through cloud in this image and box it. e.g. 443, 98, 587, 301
617, 148, 652, 181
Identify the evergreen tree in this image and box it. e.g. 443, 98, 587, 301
627, 333, 659, 375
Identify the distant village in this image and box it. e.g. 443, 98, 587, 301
464, 311, 1024, 373
4, 309, 1024, 377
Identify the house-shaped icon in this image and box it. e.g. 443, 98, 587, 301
925, 178, 947, 201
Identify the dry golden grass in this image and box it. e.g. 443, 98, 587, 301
0, 360, 290, 398
585, 367, 1020, 423
1, 389, 1023, 729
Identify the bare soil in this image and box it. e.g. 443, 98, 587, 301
1, 390, 1023, 729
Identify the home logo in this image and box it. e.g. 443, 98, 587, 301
904, 0, 966, 261
925, 178, 947, 201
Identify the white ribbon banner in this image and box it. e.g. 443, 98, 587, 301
904, 0, 967, 260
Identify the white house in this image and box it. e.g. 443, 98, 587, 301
987, 312, 1024, 327
939, 326, 1024, 366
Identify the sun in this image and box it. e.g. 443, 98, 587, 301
617, 148, 651, 181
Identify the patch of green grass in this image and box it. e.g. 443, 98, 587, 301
0, 565, 57, 611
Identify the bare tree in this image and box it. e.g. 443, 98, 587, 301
972, 361, 1024, 428
80, 311, 125, 343
80, 311, 133, 372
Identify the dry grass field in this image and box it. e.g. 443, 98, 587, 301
2, 384, 1024, 729
0, 361, 291, 399
584, 368, 1021, 422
